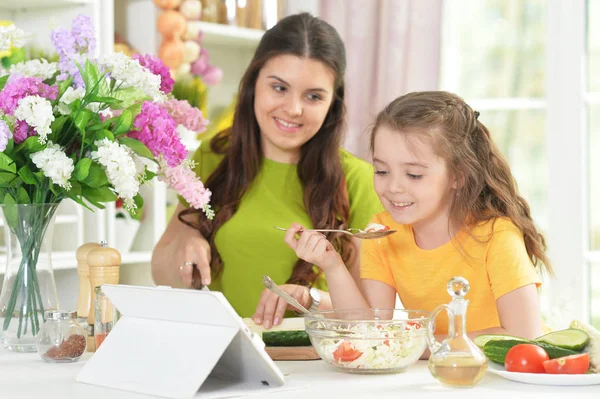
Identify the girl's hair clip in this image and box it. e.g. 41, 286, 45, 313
474, 110, 480, 119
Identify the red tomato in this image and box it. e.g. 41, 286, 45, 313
333, 341, 363, 363
505, 344, 549, 373
543, 353, 590, 374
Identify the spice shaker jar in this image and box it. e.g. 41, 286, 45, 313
94, 286, 121, 350
36, 310, 87, 363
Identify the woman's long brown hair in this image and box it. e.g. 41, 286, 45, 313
370, 91, 552, 276
179, 13, 353, 286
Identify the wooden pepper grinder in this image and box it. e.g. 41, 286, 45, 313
86, 241, 121, 331
75, 242, 101, 323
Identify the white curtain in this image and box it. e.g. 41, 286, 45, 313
320, 0, 444, 159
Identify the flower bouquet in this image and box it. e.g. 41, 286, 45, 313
0, 15, 213, 351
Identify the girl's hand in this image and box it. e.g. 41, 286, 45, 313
284, 223, 344, 273
252, 284, 310, 329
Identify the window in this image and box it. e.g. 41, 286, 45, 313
441, 1, 599, 328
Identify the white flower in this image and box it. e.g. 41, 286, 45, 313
30, 142, 74, 190
90, 138, 140, 210
56, 87, 86, 115
9, 59, 58, 80
14, 95, 54, 144
100, 52, 165, 102
0, 24, 29, 52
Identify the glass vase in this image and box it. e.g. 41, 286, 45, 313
0, 203, 60, 352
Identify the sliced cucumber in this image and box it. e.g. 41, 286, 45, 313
474, 334, 527, 349
535, 328, 589, 351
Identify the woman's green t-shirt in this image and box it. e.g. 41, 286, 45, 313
181, 140, 382, 317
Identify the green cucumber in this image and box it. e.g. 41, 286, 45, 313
262, 330, 311, 347
534, 342, 579, 358
474, 334, 527, 349
483, 340, 579, 365
535, 328, 589, 351
483, 340, 522, 364
243, 317, 310, 347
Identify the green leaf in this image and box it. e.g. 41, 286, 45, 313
0, 74, 9, 91
16, 187, 29, 204
57, 77, 74, 100
144, 169, 156, 181
50, 115, 69, 135
95, 129, 114, 142
82, 162, 108, 187
86, 95, 122, 106
128, 193, 144, 220
87, 119, 113, 132
118, 137, 155, 160
127, 102, 143, 118
0, 172, 16, 187
4, 139, 13, 154
7, 175, 22, 188
0, 152, 16, 173
80, 60, 101, 96
74, 158, 92, 181
17, 165, 38, 185
2, 193, 17, 228
113, 109, 133, 135
82, 185, 117, 203
66, 192, 94, 211
74, 109, 95, 134
15, 135, 44, 154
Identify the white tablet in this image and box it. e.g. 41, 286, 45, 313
76, 284, 285, 399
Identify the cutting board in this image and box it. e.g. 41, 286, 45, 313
265, 346, 321, 361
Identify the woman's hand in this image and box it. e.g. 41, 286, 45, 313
151, 203, 212, 289
252, 284, 310, 329
283, 223, 344, 273
176, 235, 212, 288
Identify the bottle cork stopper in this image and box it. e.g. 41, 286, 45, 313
87, 241, 121, 326
75, 242, 102, 319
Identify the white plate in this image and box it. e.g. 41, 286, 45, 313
487, 362, 600, 386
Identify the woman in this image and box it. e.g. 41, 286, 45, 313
151, 13, 381, 328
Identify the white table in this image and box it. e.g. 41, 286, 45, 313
1, 351, 598, 398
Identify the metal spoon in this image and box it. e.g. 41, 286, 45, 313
262, 275, 310, 314
273, 226, 397, 239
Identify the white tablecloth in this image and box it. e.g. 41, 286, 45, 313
1, 351, 598, 398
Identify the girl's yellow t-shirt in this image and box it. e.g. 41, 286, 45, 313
360, 212, 542, 334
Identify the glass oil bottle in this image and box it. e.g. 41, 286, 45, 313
427, 277, 488, 388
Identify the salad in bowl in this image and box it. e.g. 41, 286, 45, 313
305, 309, 429, 373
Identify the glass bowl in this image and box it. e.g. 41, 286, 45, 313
305, 308, 429, 374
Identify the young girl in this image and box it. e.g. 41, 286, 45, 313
151, 13, 381, 328
284, 91, 551, 340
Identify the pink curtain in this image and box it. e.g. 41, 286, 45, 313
320, 0, 443, 159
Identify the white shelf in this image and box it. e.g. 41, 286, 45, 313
187, 21, 264, 48
0, 0, 93, 11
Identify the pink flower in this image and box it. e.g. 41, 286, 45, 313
160, 99, 209, 133
162, 162, 212, 213
133, 53, 175, 94
202, 66, 223, 85
190, 55, 209, 76
127, 101, 187, 167
0, 76, 57, 115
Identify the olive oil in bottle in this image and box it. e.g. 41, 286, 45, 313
427, 277, 488, 388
